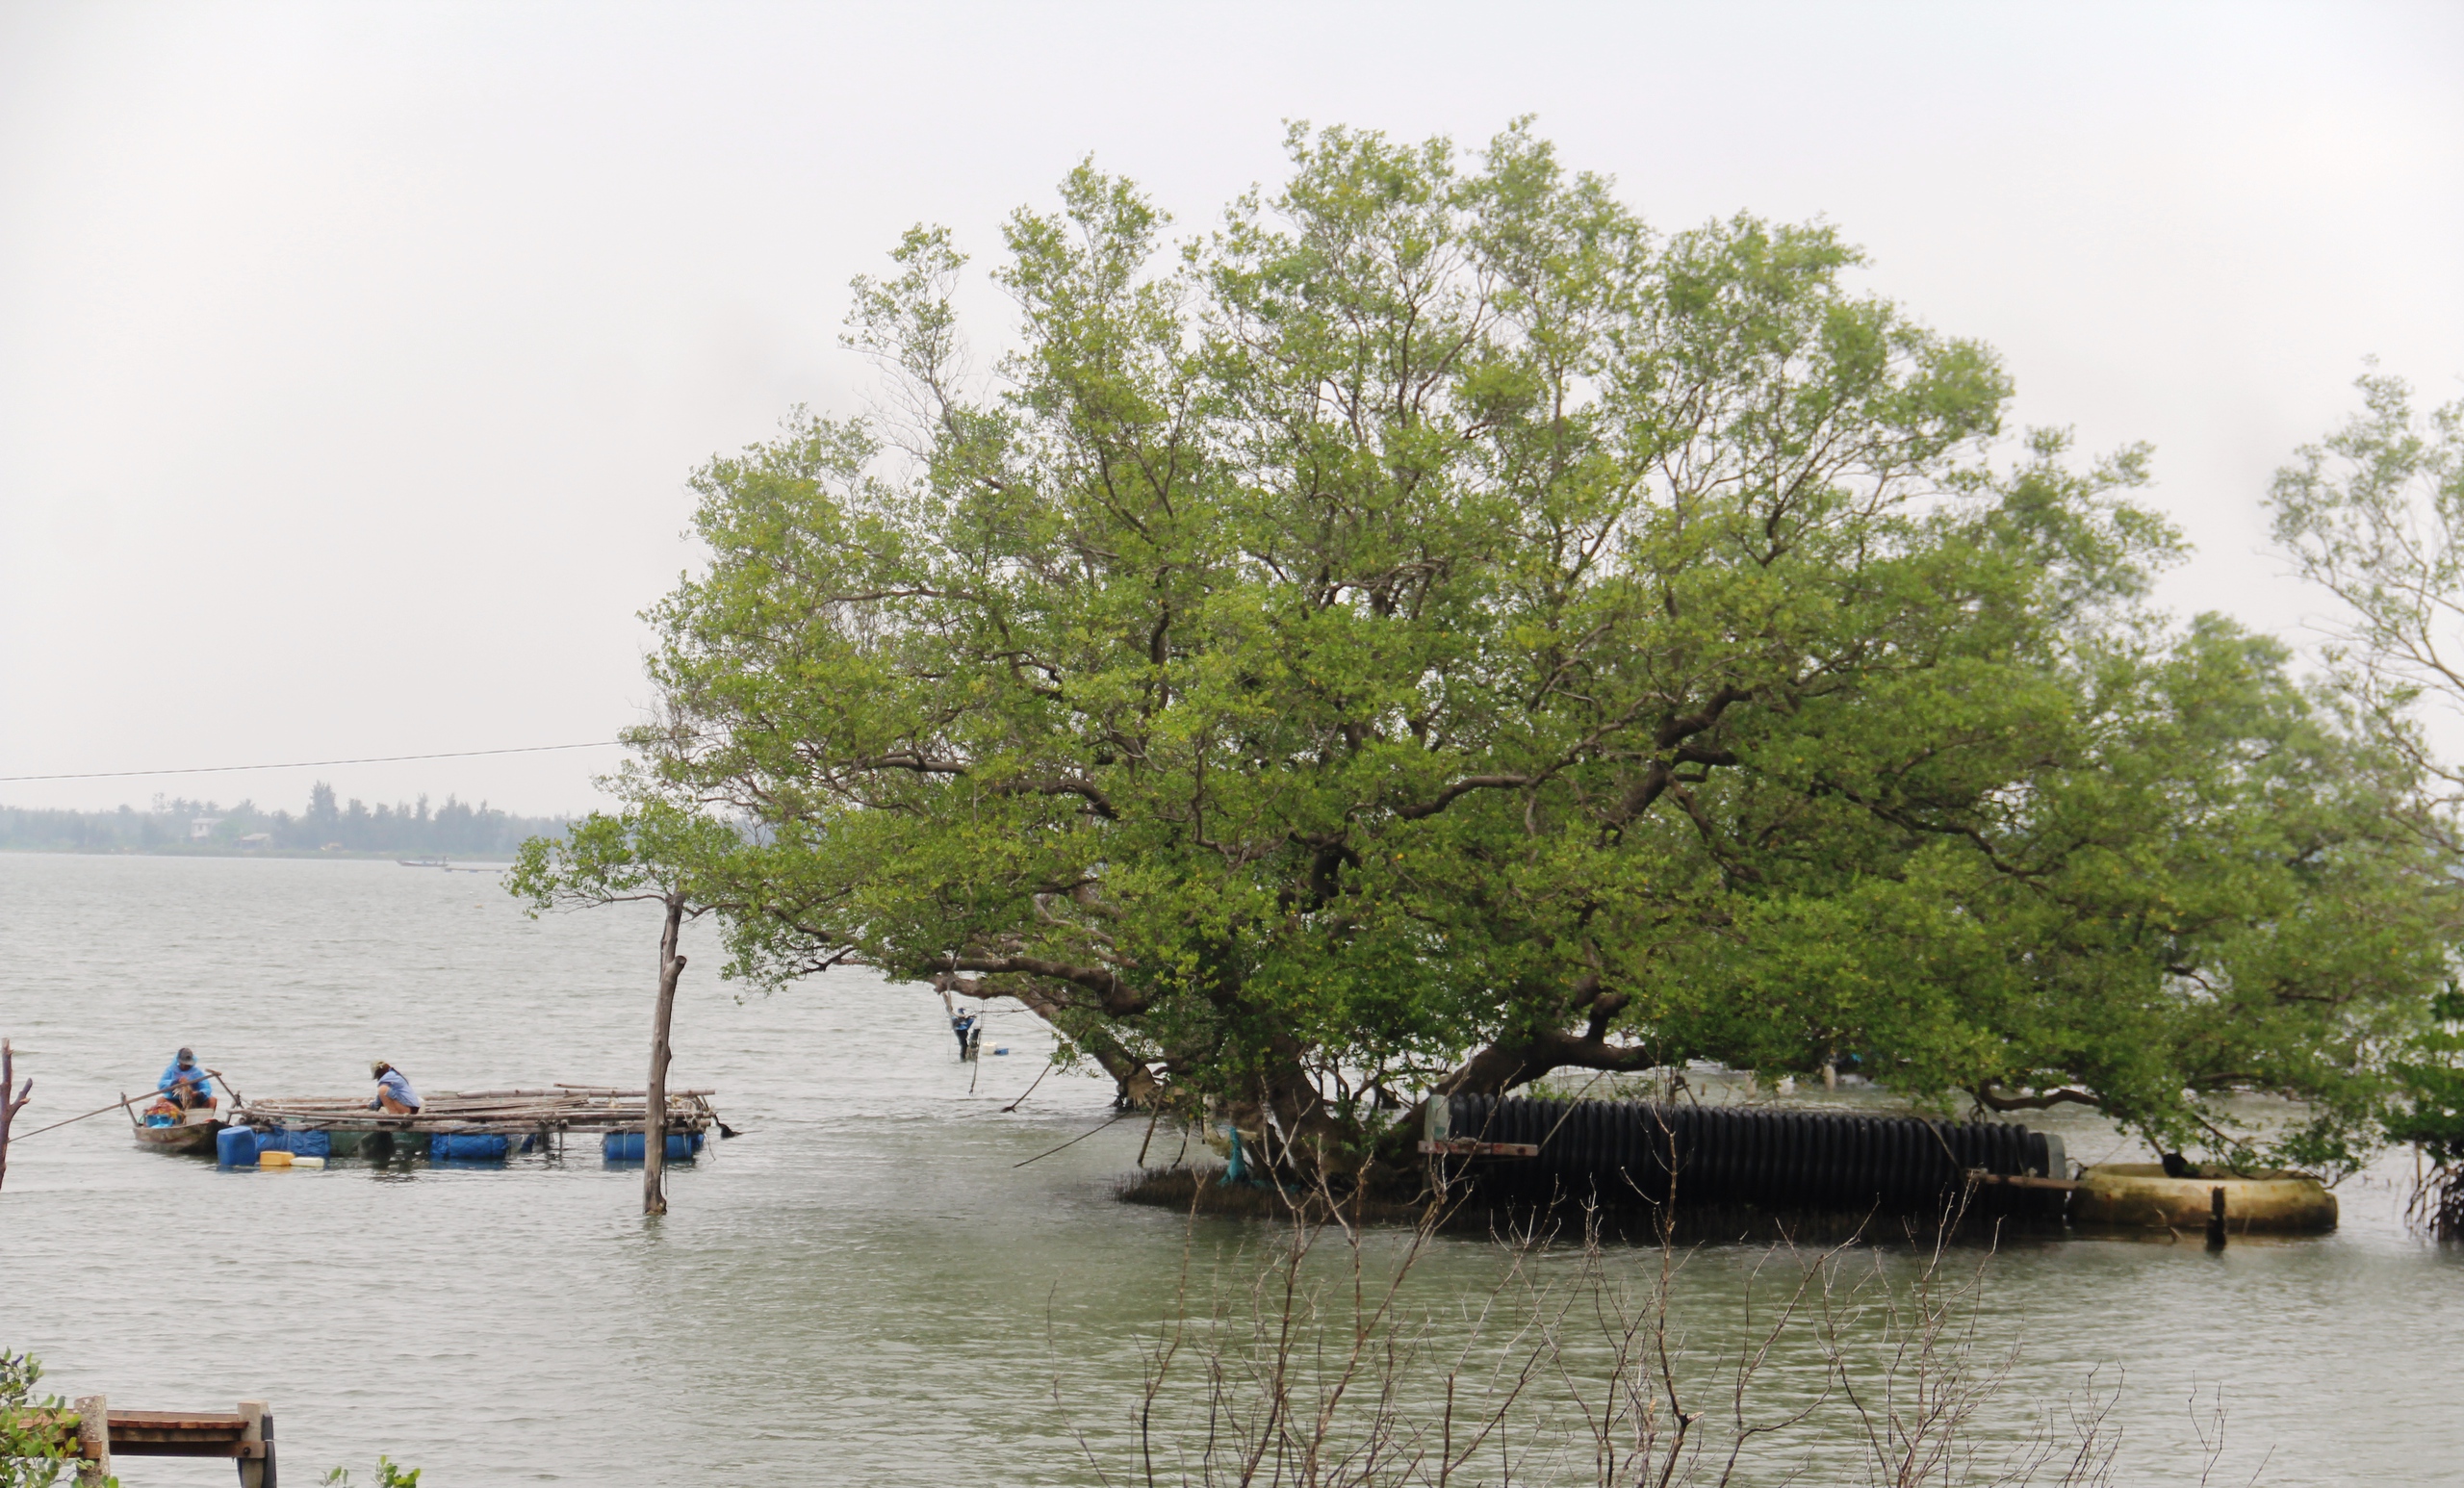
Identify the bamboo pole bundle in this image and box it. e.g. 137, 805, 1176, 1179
232, 1085, 716, 1136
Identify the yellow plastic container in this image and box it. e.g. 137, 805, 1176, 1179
258, 1149, 293, 1168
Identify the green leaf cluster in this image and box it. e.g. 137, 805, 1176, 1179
320, 1456, 420, 1488
0, 1353, 114, 1488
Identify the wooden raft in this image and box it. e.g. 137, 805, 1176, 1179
232, 1084, 716, 1138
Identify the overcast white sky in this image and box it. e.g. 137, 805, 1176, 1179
3, 1, 2459, 816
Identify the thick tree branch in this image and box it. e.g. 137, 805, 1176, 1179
945, 952, 1149, 1016
991, 776, 1121, 819
1392, 774, 1535, 821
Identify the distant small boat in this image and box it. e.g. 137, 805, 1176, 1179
126, 1092, 226, 1153
398, 857, 449, 868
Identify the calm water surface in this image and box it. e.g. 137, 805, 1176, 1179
2, 856, 2458, 1485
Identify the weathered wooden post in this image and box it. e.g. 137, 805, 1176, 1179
70, 1395, 109, 1486
1, 1038, 32, 1194
238, 1398, 275, 1487
2206, 1185, 2228, 1250
643, 891, 686, 1217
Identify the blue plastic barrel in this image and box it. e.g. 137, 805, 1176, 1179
216, 1126, 258, 1168
601, 1131, 701, 1161
255, 1129, 291, 1154
288, 1130, 331, 1159
429, 1133, 510, 1162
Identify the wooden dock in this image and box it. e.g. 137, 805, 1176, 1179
32, 1397, 274, 1486
233, 1084, 717, 1142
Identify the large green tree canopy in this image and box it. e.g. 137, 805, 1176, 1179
545, 124, 2451, 1175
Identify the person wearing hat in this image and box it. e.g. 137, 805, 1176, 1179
368, 1060, 422, 1115
156, 1047, 217, 1110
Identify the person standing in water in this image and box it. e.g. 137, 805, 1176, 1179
938, 985, 982, 1061
368, 1060, 422, 1114
156, 1047, 216, 1109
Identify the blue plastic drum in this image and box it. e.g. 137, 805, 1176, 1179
429, 1133, 510, 1162
601, 1131, 701, 1161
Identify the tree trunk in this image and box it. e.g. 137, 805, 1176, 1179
1075, 1028, 1165, 1109
1374, 1028, 1656, 1173
1223, 1040, 1378, 1184
645, 895, 686, 1216
0, 1039, 29, 1195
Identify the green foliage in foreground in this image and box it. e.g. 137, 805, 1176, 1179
522, 122, 2457, 1174
321, 1456, 420, 1487
0, 1352, 115, 1488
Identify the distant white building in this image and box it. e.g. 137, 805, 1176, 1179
238, 833, 272, 850
190, 817, 224, 840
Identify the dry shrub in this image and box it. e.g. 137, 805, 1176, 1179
1065, 1181, 2139, 1488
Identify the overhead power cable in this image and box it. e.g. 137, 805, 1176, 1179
0, 740, 623, 783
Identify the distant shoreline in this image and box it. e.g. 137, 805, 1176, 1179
1, 793, 565, 859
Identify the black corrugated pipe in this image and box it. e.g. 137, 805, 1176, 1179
1441, 1094, 2060, 1218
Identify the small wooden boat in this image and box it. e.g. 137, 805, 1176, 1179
126, 1092, 226, 1153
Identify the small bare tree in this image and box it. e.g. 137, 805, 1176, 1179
508, 801, 741, 1215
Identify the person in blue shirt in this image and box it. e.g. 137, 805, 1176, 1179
369, 1060, 422, 1114
156, 1047, 216, 1109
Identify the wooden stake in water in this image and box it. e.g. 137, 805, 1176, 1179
645, 892, 686, 1217
2206, 1185, 2228, 1250
0, 1039, 31, 1195
237, 1398, 272, 1488
72, 1395, 108, 1487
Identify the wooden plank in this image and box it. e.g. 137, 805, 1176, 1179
107, 1411, 249, 1430
1419, 1140, 1542, 1158
1964, 1170, 2083, 1192
91, 1408, 261, 1457
21, 1408, 262, 1456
